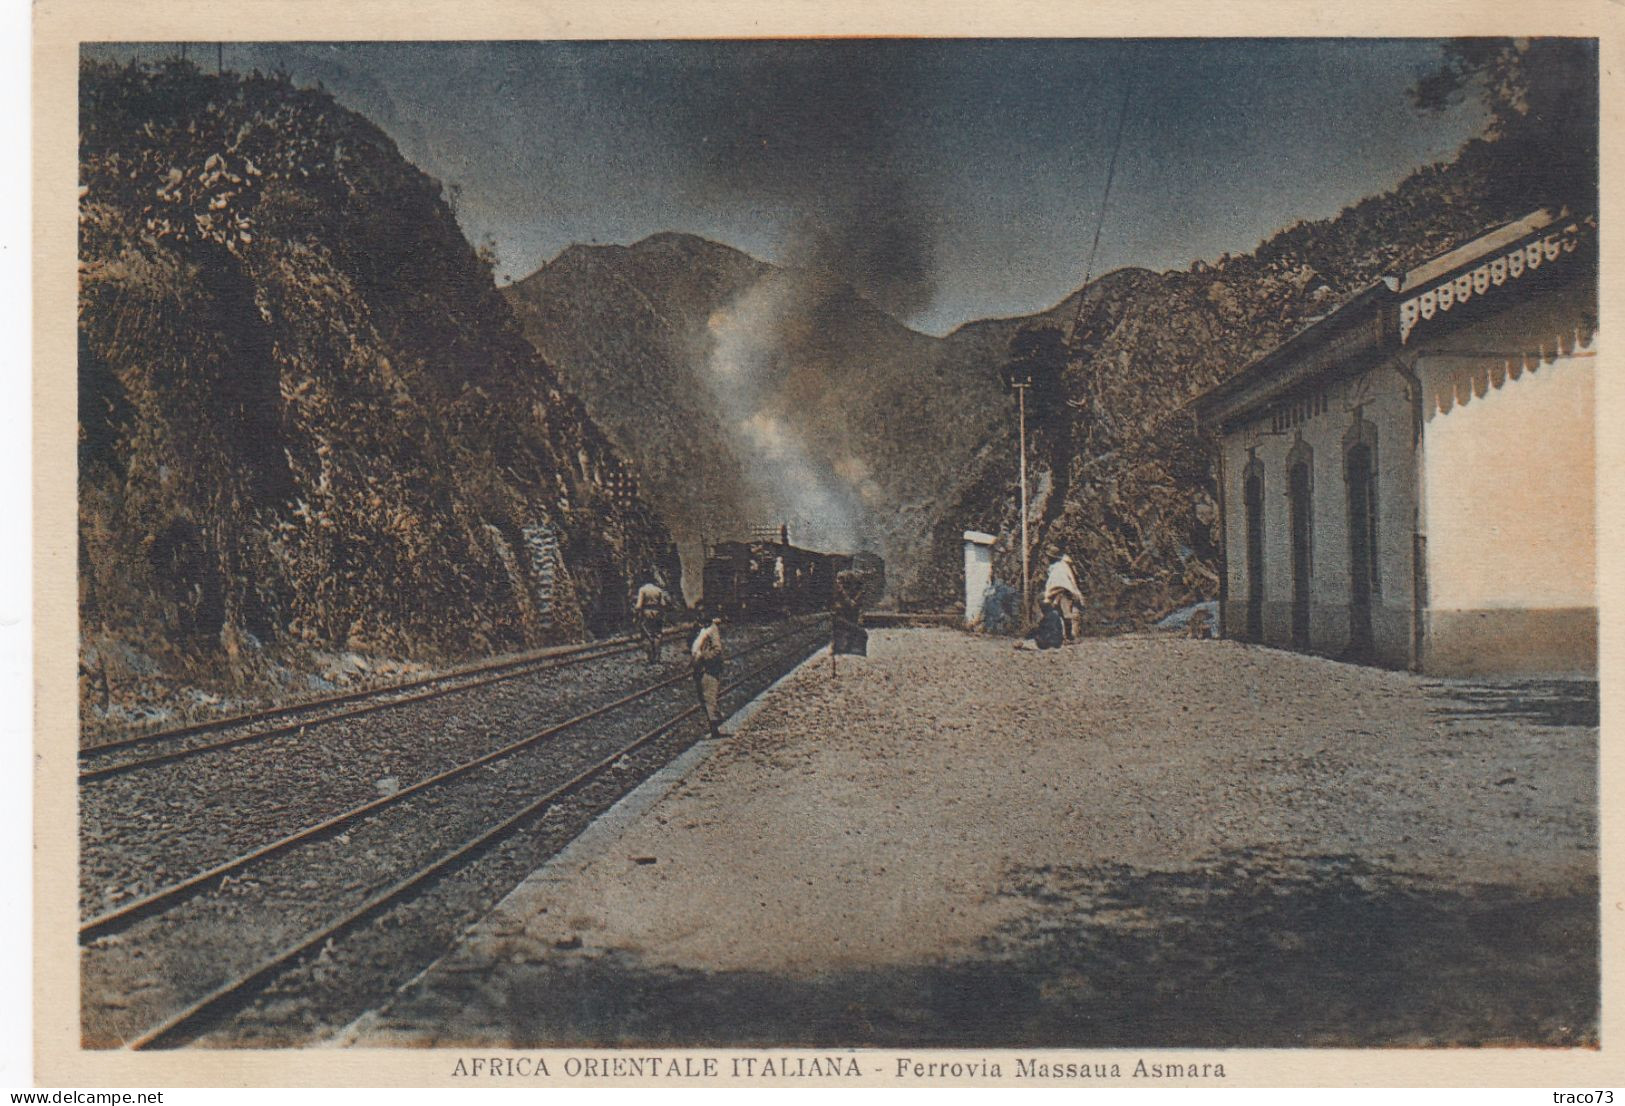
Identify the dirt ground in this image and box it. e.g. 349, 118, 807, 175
341, 629, 1598, 1049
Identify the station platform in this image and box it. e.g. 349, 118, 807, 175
338, 629, 1597, 1049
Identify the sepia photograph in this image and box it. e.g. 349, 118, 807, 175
28, 7, 1620, 1088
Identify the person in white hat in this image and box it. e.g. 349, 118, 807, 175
1044, 552, 1085, 643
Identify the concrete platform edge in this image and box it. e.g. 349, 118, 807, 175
327, 640, 832, 1047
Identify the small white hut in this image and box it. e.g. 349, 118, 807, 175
962, 530, 996, 627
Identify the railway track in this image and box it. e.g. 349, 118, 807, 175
80, 618, 813, 938
80, 625, 696, 781
79, 620, 772, 917
81, 616, 828, 1049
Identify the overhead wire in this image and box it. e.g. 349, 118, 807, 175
1068, 64, 1137, 341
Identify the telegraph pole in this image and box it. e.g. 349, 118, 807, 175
1013, 379, 1031, 616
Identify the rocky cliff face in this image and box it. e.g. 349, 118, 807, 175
78, 60, 673, 725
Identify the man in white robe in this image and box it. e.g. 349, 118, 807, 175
1043, 553, 1085, 642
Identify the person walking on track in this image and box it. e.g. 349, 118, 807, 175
633, 578, 671, 664
1044, 552, 1085, 643
690, 608, 726, 739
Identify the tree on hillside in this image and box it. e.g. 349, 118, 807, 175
1411, 38, 1598, 215
1002, 324, 1070, 453
1002, 322, 1077, 517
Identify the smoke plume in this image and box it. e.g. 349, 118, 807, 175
672, 43, 939, 553
672, 42, 940, 319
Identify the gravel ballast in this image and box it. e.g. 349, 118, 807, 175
80, 622, 803, 917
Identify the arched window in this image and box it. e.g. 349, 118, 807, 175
1344, 416, 1380, 659
1243, 452, 1265, 643
1286, 435, 1314, 651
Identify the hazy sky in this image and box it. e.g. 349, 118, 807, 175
88, 40, 1485, 334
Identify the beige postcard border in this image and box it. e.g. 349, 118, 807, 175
33, 0, 1625, 1087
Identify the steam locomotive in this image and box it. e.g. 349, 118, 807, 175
701, 540, 884, 621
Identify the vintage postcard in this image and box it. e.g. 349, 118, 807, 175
31, 0, 1625, 1090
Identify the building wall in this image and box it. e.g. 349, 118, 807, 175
1413, 282, 1597, 677
963, 534, 994, 626
1219, 364, 1417, 667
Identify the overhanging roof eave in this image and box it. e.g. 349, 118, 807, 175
1190, 281, 1389, 428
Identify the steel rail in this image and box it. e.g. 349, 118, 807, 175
81, 617, 825, 941
122, 629, 824, 1050
82, 621, 704, 756
79, 624, 698, 782
84, 630, 662, 753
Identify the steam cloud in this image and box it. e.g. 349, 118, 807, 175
705, 279, 872, 552
675, 44, 937, 553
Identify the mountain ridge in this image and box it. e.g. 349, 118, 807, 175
503, 230, 1013, 595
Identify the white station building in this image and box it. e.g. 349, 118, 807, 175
1192, 210, 1597, 677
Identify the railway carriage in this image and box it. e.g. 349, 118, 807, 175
701, 541, 883, 621
849, 551, 886, 604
